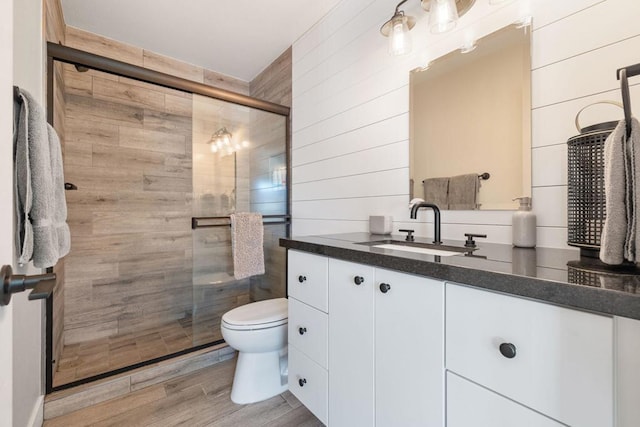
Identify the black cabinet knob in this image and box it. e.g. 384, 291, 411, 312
298, 327, 307, 335
298, 378, 307, 387
298, 275, 307, 283
499, 343, 517, 359
379, 283, 391, 293
354, 276, 364, 285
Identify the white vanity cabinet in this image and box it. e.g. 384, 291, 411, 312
446, 283, 614, 427
287, 251, 445, 426
295, 256, 445, 427
287, 250, 329, 425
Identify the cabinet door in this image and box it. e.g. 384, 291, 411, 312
328, 259, 375, 427
447, 372, 563, 427
446, 283, 613, 427
375, 269, 444, 427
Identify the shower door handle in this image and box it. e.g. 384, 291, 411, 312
1, 265, 56, 306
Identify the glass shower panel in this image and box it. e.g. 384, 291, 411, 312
54, 63, 200, 387
52, 61, 288, 389
191, 95, 288, 345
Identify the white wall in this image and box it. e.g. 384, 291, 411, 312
291, 0, 640, 249
0, 0, 15, 425
12, 0, 46, 426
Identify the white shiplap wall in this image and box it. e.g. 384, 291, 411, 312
291, 0, 640, 248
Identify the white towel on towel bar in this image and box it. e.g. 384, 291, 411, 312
230, 213, 265, 280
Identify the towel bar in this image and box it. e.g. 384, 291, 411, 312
191, 214, 291, 229
1, 264, 56, 306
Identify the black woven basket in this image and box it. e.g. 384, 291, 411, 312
566, 102, 621, 255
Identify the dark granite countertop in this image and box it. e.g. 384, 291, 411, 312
279, 232, 640, 320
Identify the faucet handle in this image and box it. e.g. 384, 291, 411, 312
399, 229, 415, 242
464, 233, 487, 248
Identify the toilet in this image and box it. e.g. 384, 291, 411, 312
221, 297, 288, 404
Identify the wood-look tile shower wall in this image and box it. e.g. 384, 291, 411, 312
249, 47, 292, 302
62, 65, 196, 344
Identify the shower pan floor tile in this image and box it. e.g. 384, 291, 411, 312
53, 314, 223, 388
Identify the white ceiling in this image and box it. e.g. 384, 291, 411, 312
60, 0, 341, 82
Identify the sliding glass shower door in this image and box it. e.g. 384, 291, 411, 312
51, 58, 288, 389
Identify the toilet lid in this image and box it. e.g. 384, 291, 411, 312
222, 298, 288, 327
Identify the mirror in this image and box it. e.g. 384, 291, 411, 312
410, 24, 532, 210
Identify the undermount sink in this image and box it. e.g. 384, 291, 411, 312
355, 240, 472, 257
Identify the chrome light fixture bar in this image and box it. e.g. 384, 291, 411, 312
380, 0, 477, 55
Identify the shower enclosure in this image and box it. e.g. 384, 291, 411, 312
46, 44, 290, 391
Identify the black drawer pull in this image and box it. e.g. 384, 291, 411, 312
379, 283, 391, 293
298, 275, 307, 283
298, 378, 307, 387
499, 343, 517, 359
299, 327, 307, 335
354, 276, 364, 285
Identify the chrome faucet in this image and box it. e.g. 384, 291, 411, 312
409, 203, 442, 244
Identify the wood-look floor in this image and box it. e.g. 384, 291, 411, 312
45, 357, 322, 427
54, 314, 222, 387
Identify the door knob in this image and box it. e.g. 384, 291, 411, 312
354, 276, 364, 285
298, 275, 307, 283
298, 327, 307, 335
298, 378, 307, 387
379, 283, 391, 293
1, 265, 56, 306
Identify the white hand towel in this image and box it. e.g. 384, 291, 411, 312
230, 213, 265, 280
14, 88, 71, 268
601, 119, 632, 264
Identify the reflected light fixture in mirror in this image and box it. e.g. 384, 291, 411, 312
208, 127, 249, 155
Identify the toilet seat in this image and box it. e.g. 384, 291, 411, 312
222, 298, 288, 331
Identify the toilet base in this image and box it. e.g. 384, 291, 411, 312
230, 348, 288, 404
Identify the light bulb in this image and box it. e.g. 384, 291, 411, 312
429, 0, 458, 34
389, 16, 411, 56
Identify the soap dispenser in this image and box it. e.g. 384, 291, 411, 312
512, 197, 536, 248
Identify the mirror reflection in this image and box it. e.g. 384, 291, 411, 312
410, 24, 532, 210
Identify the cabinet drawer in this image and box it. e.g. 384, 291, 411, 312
446, 284, 613, 427
447, 372, 563, 427
288, 297, 328, 369
288, 346, 328, 425
287, 250, 328, 312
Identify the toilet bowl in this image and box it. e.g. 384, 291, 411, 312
221, 297, 288, 404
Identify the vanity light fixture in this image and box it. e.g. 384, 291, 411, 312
380, 0, 416, 56
380, 0, 477, 56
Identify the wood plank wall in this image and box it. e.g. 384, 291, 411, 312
249, 47, 292, 301
291, 0, 640, 249
44, 0, 66, 383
